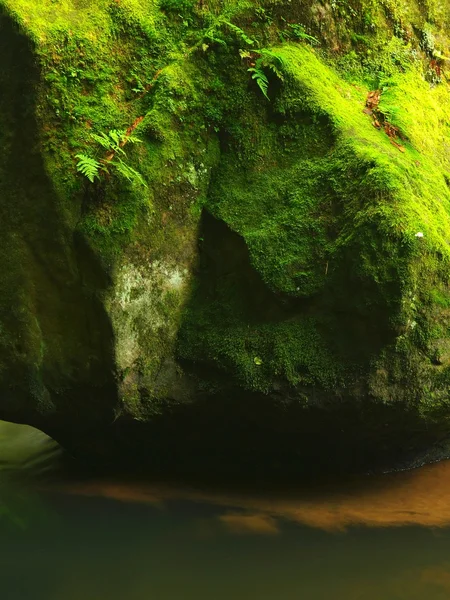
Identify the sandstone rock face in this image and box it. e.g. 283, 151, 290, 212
1, 0, 450, 475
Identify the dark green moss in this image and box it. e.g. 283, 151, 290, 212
2, 0, 450, 471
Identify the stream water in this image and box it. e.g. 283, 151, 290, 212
3, 420, 450, 599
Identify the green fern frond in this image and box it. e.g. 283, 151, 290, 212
204, 28, 227, 46
267, 62, 284, 81
91, 132, 112, 150
286, 23, 319, 45
259, 48, 286, 69
248, 67, 270, 100
92, 129, 142, 152
224, 21, 255, 45
75, 154, 101, 183
247, 48, 287, 100
79, 128, 145, 185
112, 159, 148, 187
258, 50, 286, 79
125, 134, 143, 144
109, 130, 125, 147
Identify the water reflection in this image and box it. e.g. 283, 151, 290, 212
4, 420, 450, 599
219, 512, 280, 535
60, 458, 450, 531
3, 417, 450, 533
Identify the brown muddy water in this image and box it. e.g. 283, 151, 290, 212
3, 420, 450, 599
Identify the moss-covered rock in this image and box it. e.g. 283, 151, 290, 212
1, 0, 450, 475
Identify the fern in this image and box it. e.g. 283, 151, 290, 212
91, 129, 142, 153
75, 154, 101, 183
203, 27, 227, 46
286, 23, 319, 45
112, 159, 148, 187
109, 129, 123, 147
77, 128, 146, 186
247, 49, 286, 100
90, 132, 112, 150
224, 21, 255, 46
259, 49, 286, 79
124, 134, 143, 145
247, 67, 270, 100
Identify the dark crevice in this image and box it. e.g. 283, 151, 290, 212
0, 11, 117, 442
192, 210, 314, 323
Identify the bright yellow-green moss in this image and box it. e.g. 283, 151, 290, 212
180, 39, 450, 410
2, 0, 450, 427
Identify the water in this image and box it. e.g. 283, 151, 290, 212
3, 420, 450, 599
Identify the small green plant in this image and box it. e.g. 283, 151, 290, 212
76, 129, 147, 187
247, 49, 286, 100
198, 19, 255, 50
224, 21, 255, 46
278, 18, 319, 45
131, 75, 146, 94
254, 7, 273, 25
75, 154, 102, 183
113, 160, 147, 186
248, 64, 270, 99
286, 23, 319, 45
91, 129, 142, 154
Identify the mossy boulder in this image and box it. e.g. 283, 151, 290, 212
1, 0, 450, 475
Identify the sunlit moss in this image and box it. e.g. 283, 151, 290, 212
2, 0, 450, 434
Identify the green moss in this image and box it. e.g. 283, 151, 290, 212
2, 0, 450, 451
179, 37, 450, 409
430, 289, 450, 309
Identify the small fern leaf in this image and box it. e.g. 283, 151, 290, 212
125, 134, 143, 144
91, 132, 112, 150
248, 67, 269, 100
112, 159, 148, 187
109, 130, 124, 147
268, 62, 284, 81
256, 77, 269, 100
224, 21, 255, 45
76, 154, 101, 183
260, 49, 286, 69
